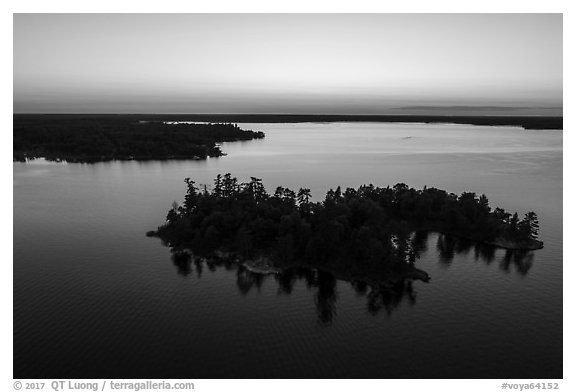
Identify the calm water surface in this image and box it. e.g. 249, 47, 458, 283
14, 122, 562, 378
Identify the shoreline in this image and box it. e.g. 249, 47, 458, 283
13, 152, 222, 164
162, 247, 432, 287
14, 113, 563, 130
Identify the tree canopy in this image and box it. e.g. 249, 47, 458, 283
13, 114, 265, 162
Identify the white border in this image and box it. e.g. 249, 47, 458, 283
3, 2, 572, 391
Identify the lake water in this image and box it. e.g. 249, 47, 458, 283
13, 122, 562, 378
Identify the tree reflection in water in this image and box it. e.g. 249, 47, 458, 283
434, 232, 533, 276
167, 231, 535, 324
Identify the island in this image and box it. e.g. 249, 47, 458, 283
147, 174, 543, 286
13, 114, 265, 162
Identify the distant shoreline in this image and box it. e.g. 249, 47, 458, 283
14, 113, 563, 130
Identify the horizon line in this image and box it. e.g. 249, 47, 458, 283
12, 112, 564, 118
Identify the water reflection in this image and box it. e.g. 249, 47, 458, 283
236, 266, 266, 295
168, 258, 419, 325
167, 231, 534, 324
501, 249, 534, 276
434, 233, 533, 276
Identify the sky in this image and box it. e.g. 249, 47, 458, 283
13, 14, 563, 114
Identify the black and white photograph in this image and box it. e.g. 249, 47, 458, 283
8, 7, 570, 388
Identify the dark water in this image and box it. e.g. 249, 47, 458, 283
13, 122, 562, 378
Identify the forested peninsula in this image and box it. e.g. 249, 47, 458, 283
13, 114, 264, 163
148, 175, 543, 285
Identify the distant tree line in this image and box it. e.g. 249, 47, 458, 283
150, 174, 541, 281
52, 113, 561, 130
13, 115, 264, 162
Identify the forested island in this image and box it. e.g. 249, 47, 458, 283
148, 174, 543, 285
13, 114, 265, 162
